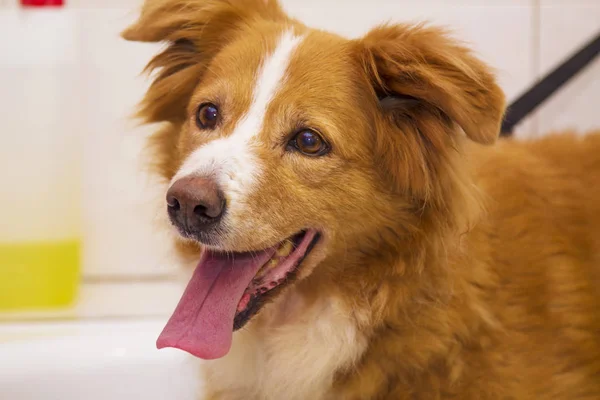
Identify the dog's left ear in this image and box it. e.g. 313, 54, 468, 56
358, 24, 506, 145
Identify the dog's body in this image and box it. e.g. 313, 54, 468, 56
123, 1, 600, 398
203, 134, 600, 400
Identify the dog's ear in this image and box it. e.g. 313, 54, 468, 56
358, 24, 506, 145
122, 0, 287, 123
122, 0, 286, 43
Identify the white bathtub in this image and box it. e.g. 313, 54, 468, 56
0, 319, 203, 400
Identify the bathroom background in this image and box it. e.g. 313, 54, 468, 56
0, 0, 598, 399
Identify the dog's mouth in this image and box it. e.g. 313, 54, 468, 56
157, 229, 320, 360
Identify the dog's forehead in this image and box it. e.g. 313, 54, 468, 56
271, 32, 361, 115
200, 27, 356, 115
240, 29, 362, 147
264, 30, 357, 103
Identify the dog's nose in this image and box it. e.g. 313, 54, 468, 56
166, 176, 225, 233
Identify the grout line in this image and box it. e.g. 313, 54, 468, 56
81, 274, 180, 284
530, 0, 542, 136
0, 314, 167, 324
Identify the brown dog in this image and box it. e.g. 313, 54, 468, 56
123, 1, 600, 398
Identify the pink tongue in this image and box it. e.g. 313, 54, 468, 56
157, 247, 276, 359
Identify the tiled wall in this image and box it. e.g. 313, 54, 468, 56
0, 0, 598, 280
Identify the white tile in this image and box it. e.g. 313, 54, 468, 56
68, 0, 143, 8
76, 9, 171, 277
536, 0, 600, 135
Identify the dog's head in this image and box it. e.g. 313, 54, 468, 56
124, 0, 505, 359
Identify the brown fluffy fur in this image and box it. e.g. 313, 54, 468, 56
124, 1, 600, 398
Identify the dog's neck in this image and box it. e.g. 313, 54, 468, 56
325, 167, 497, 397
204, 225, 493, 400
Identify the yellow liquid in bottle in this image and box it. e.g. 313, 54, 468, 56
0, 240, 80, 311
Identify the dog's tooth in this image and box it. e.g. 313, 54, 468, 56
256, 259, 277, 278
255, 260, 277, 281
277, 241, 293, 257
257, 266, 268, 278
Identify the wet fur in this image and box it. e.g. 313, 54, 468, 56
124, 1, 600, 399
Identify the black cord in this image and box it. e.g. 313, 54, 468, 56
501, 31, 600, 136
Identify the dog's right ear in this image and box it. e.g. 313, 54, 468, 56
122, 0, 287, 123
122, 0, 286, 43
357, 24, 506, 146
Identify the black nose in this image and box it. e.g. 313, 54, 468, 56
166, 176, 225, 235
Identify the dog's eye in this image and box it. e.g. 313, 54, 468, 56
289, 130, 329, 157
196, 103, 219, 130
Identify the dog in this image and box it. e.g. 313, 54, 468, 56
122, 1, 600, 398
